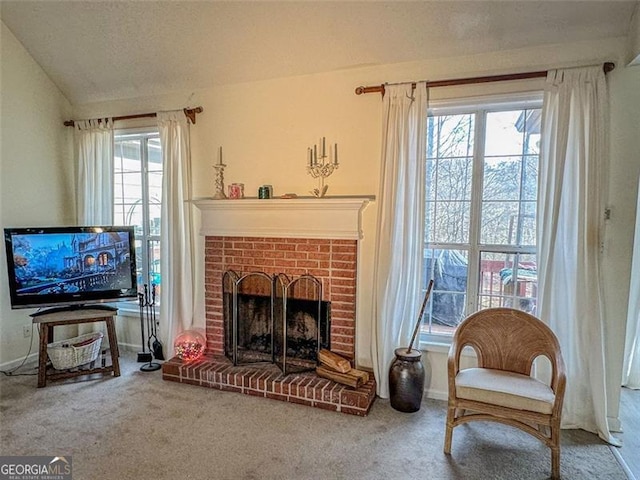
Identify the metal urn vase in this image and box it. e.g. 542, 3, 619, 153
389, 279, 433, 413
389, 347, 425, 412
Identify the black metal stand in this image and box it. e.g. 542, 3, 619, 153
137, 293, 152, 363
140, 362, 161, 372
138, 284, 161, 372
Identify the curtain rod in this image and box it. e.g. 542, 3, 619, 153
354, 62, 615, 96
63, 106, 204, 127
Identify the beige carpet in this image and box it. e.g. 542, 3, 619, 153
0, 353, 628, 480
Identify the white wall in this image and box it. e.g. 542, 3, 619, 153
74, 36, 636, 424
603, 63, 640, 428
0, 22, 74, 366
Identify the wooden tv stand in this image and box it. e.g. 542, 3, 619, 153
31, 308, 120, 388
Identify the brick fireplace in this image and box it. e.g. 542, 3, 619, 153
206, 235, 357, 359
162, 197, 377, 415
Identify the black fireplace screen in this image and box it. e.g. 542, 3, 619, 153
223, 271, 330, 375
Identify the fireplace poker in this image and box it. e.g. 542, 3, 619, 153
136, 292, 152, 363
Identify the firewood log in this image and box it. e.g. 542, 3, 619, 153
316, 366, 362, 388
318, 349, 351, 373
348, 368, 370, 384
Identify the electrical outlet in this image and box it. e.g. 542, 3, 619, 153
23, 325, 32, 338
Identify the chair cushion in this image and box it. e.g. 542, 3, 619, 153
455, 368, 555, 415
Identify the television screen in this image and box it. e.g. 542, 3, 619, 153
3, 226, 138, 311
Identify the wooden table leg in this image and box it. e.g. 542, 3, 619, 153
105, 317, 120, 377
37, 323, 49, 388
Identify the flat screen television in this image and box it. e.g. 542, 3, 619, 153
3, 226, 138, 314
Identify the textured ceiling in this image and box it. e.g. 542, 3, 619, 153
1, 1, 636, 105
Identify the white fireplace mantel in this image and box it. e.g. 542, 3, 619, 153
193, 196, 373, 240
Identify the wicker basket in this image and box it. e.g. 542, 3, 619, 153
47, 332, 104, 370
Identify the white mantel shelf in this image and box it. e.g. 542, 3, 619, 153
193, 196, 374, 240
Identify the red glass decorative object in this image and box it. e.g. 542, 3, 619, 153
174, 329, 206, 362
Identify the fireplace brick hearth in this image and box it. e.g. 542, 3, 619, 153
163, 355, 376, 416
161, 197, 376, 415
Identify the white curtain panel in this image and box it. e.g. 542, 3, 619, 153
622, 175, 640, 389
74, 118, 113, 336
538, 66, 617, 444
157, 111, 195, 353
371, 83, 427, 398
75, 118, 114, 225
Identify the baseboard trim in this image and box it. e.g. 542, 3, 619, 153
1, 343, 142, 371
0, 352, 39, 372
425, 389, 448, 401
118, 342, 143, 353
608, 416, 622, 433
610, 445, 637, 480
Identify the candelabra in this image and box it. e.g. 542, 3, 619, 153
307, 137, 339, 197
213, 146, 227, 199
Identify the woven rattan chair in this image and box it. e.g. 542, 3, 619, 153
444, 307, 566, 479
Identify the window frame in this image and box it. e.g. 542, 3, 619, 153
113, 127, 162, 314
421, 92, 544, 347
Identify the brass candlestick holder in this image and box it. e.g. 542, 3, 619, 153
307, 137, 338, 197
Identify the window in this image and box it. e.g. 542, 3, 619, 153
113, 130, 162, 297
422, 95, 542, 340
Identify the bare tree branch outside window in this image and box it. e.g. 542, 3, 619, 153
423, 106, 541, 335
